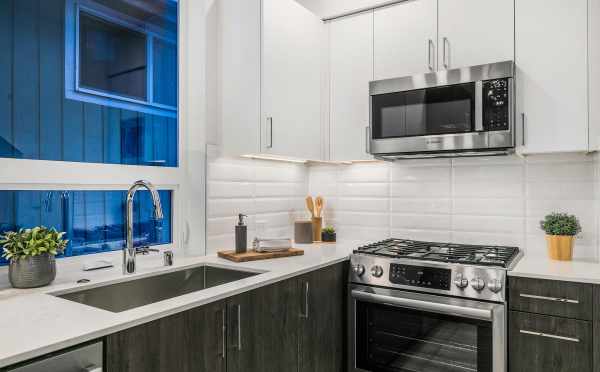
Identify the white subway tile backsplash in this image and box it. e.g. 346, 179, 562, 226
452, 198, 524, 217
206, 153, 600, 260
338, 183, 389, 197
391, 213, 451, 231
391, 181, 451, 198
392, 198, 451, 215
307, 153, 600, 260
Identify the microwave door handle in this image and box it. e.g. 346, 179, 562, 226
475, 81, 483, 131
351, 289, 496, 321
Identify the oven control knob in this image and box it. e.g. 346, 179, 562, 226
470, 278, 486, 291
352, 264, 365, 277
454, 274, 469, 289
488, 279, 503, 293
371, 265, 384, 278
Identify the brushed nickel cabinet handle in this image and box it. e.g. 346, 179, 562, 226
521, 113, 526, 146
220, 308, 226, 359
266, 117, 273, 149
520, 329, 580, 343
519, 293, 579, 304
236, 304, 242, 350
427, 39, 434, 71
365, 126, 371, 154
300, 282, 309, 319
442, 37, 449, 69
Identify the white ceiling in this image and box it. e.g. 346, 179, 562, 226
295, 0, 392, 19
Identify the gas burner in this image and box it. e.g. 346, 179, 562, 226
355, 238, 520, 268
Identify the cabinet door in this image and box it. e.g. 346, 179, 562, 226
218, 0, 262, 156
374, 0, 437, 80
105, 300, 227, 372
261, 0, 323, 159
227, 278, 299, 372
438, 0, 514, 70
298, 263, 348, 372
515, 0, 588, 153
509, 311, 592, 372
329, 11, 373, 161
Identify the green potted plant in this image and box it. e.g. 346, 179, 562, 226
1, 227, 68, 288
321, 226, 336, 243
539, 213, 581, 261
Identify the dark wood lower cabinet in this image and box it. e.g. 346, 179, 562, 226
509, 310, 592, 372
104, 262, 347, 372
226, 276, 299, 372
298, 262, 347, 372
105, 300, 227, 372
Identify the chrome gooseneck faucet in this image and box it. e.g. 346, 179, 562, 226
124, 180, 164, 275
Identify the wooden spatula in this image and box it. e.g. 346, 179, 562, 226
315, 196, 324, 218
305, 196, 315, 218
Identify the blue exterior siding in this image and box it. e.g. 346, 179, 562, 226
0, 189, 173, 265
0, 0, 178, 167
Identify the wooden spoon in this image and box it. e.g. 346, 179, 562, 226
315, 196, 324, 218
305, 196, 315, 218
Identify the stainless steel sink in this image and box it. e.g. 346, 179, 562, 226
55, 265, 260, 313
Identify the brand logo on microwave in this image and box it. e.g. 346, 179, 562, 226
426, 139, 442, 145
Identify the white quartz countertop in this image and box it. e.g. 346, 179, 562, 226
509, 254, 600, 284
0, 243, 354, 368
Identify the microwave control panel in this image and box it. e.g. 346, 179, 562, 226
389, 264, 451, 290
482, 78, 510, 131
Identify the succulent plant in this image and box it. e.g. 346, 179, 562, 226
1, 227, 68, 262
540, 213, 582, 236
323, 226, 336, 234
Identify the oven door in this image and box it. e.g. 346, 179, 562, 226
349, 284, 505, 372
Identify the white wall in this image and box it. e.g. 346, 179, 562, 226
309, 153, 600, 260
296, 0, 393, 19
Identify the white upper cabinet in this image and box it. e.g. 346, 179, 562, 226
261, 0, 323, 159
218, 0, 323, 160
374, 0, 437, 80
438, 0, 514, 70
515, 0, 589, 153
329, 11, 374, 161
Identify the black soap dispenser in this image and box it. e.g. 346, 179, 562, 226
235, 214, 248, 254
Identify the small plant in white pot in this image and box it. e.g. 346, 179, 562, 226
1, 227, 68, 288
539, 213, 581, 261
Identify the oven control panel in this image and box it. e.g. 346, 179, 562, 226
389, 264, 451, 290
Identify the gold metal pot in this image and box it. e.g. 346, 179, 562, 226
546, 235, 575, 261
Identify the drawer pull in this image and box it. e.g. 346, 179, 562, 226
519, 293, 579, 304
520, 329, 580, 343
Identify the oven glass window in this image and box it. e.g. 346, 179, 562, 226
371, 83, 475, 139
355, 301, 492, 372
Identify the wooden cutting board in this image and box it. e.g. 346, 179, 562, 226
218, 249, 304, 262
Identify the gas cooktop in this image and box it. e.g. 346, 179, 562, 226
355, 238, 520, 268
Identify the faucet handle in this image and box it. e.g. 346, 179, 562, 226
136, 246, 159, 255
163, 251, 174, 266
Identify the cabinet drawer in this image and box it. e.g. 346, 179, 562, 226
508, 277, 592, 320
509, 311, 592, 372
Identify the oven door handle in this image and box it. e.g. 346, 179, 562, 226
351, 289, 495, 321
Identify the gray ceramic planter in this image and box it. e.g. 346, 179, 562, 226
9, 254, 56, 288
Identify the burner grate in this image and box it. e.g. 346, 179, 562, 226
355, 238, 519, 268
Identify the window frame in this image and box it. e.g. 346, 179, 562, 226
65, 0, 178, 118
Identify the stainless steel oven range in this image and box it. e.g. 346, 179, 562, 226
348, 238, 523, 372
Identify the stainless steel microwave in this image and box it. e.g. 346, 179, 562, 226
368, 61, 515, 159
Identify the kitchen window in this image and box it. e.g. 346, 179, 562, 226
66, 0, 178, 118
